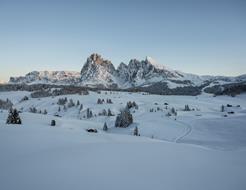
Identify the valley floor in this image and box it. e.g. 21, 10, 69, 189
0, 91, 246, 190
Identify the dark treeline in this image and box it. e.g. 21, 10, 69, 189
1, 81, 245, 96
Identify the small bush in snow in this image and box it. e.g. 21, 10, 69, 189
51, 120, 56, 126
86, 128, 97, 133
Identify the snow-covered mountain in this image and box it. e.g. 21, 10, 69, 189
80, 54, 120, 88
8, 53, 246, 90
9, 71, 81, 85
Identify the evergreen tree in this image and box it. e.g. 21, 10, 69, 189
43, 109, 47, 115
57, 97, 68, 105
184, 105, 190, 111
63, 105, 67, 111
76, 100, 80, 107
67, 99, 75, 108
97, 98, 103, 104
86, 108, 93, 118
79, 104, 83, 111
171, 107, 177, 116
221, 105, 225, 112
102, 109, 107, 116
29, 107, 37, 113
6, 108, 22, 124
133, 126, 138, 136
89, 111, 93, 118
107, 108, 113, 116
115, 108, 133, 128
103, 122, 108, 131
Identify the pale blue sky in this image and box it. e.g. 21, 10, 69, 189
0, 0, 246, 82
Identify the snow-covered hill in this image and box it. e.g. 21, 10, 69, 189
8, 53, 246, 91
0, 90, 246, 190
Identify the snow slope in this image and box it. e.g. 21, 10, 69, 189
0, 112, 246, 190
1, 91, 246, 150
0, 91, 246, 190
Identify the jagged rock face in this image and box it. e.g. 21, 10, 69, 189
80, 54, 118, 88
8, 53, 246, 91
80, 54, 181, 88
117, 62, 130, 84
117, 57, 179, 86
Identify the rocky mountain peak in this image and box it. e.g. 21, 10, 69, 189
8, 53, 246, 91
87, 53, 112, 65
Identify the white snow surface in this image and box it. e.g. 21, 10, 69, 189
0, 91, 246, 190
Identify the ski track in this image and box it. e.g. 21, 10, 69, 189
174, 120, 193, 143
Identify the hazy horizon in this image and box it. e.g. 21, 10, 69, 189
1, 0, 246, 82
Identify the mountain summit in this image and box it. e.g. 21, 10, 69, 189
8, 53, 246, 92
80, 53, 118, 88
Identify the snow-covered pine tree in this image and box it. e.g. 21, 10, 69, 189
63, 105, 67, 111
107, 108, 113, 116
115, 108, 133, 128
76, 100, 80, 107
184, 105, 190, 111
79, 104, 83, 111
102, 109, 107, 116
133, 126, 138, 136
67, 99, 75, 108
221, 105, 225, 112
103, 122, 108, 131
6, 108, 22, 124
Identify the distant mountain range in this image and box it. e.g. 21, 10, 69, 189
8, 53, 246, 95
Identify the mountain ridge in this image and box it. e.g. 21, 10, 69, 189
8, 53, 246, 93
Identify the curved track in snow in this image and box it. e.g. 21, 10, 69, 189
174, 120, 193, 143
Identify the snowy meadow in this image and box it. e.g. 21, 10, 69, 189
0, 90, 246, 190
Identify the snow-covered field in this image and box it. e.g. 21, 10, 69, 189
0, 91, 246, 190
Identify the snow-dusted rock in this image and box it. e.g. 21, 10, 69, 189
8, 53, 246, 91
